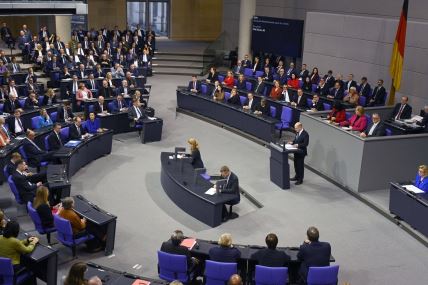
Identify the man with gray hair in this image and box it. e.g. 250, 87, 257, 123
360, 113, 386, 138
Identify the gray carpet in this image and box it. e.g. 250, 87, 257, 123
1, 74, 427, 285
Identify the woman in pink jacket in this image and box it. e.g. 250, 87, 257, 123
340, 105, 367, 132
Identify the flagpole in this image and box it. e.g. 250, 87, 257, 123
388, 79, 396, 106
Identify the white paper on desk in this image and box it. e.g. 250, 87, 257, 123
342, 127, 352, 131
148, 116, 157, 120
176, 154, 185, 159
205, 187, 217, 195
402, 184, 425, 194
285, 144, 298, 150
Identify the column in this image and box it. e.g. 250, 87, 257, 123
238, 0, 256, 60
55, 16, 71, 43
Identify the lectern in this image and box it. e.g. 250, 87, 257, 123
269, 142, 298, 190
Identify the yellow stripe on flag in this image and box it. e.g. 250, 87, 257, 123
389, 41, 404, 91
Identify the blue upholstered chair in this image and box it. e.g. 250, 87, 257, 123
60, 127, 70, 142
323, 103, 332, 110
270, 106, 277, 118
244, 68, 253, 77
27, 202, 56, 244
386, 128, 393, 136
224, 92, 231, 102
0, 257, 35, 285
307, 265, 339, 285
18, 145, 48, 169
31, 116, 39, 129
201, 84, 208, 95
255, 265, 288, 285
307, 98, 312, 107
255, 71, 264, 78
50, 111, 58, 122
54, 215, 94, 257
204, 260, 237, 285
275, 106, 293, 137
239, 96, 247, 106
246, 81, 252, 91
7, 175, 24, 205
359, 96, 367, 106
44, 136, 51, 151
157, 251, 192, 283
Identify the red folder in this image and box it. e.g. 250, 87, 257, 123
180, 238, 197, 250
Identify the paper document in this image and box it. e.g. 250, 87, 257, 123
402, 184, 425, 194
180, 238, 197, 250
285, 144, 298, 150
341, 127, 352, 131
148, 116, 157, 120
205, 187, 217, 195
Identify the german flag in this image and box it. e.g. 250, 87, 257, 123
388, 0, 408, 104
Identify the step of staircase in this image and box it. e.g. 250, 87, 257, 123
154, 51, 213, 58
152, 67, 204, 76
153, 56, 204, 63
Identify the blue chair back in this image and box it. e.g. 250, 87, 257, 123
44, 136, 50, 151
88, 105, 95, 113
365, 114, 372, 126
244, 68, 253, 77
201, 84, 208, 95
31, 116, 39, 129
81, 121, 87, 131
386, 128, 392, 136
381, 92, 388, 105
281, 106, 293, 123
50, 112, 57, 122
307, 265, 339, 285
0, 103, 4, 112
359, 96, 367, 106
307, 98, 312, 107
54, 215, 75, 247
255, 265, 288, 285
345, 112, 352, 120
0, 257, 14, 284
205, 260, 237, 285
299, 80, 303, 88
38, 96, 44, 106
323, 103, 332, 110
8, 175, 23, 204
224, 92, 231, 101
18, 146, 28, 161
60, 127, 69, 141
108, 101, 114, 112
218, 75, 225, 83
157, 251, 189, 283
270, 106, 276, 118
19, 99, 26, 107
3, 165, 9, 178
311, 84, 317, 92
239, 96, 246, 106
263, 87, 268, 96
255, 71, 264, 78
27, 202, 49, 235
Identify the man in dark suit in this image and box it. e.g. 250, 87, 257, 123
285, 62, 296, 79
344, 73, 357, 92
227, 91, 241, 106
111, 94, 128, 113
98, 80, 114, 99
289, 122, 309, 185
47, 123, 63, 151
188, 75, 201, 93
67, 75, 80, 98
12, 159, 43, 203
24, 92, 39, 110
298, 64, 309, 80
250, 233, 291, 267
327, 82, 344, 101
368, 79, 386, 107
297, 227, 331, 283
94, 96, 107, 114
22, 130, 55, 166
128, 99, 147, 128
7, 109, 26, 136
358, 76, 371, 97
69, 117, 87, 140
262, 67, 273, 82
253, 76, 265, 94
360, 113, 386, 138
86, 73, 98, 90
219, 165, 240, 221
160, 230, 200, 275
416, 106, 428, 132
323, 70, 335, 89
5, 152, 21, 177
391, 96, 412, 120
315, 79, 329, 97
8, 56, 21, 73
309, 94, 324, 111
291, 89, 307, 109
4, 95, 21, 114
241, 54, 252, 68
57, 101, 74, 122
242, 93, 256, 112
233, 61, 244, 75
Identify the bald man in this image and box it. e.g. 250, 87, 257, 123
228, 274, 242, 285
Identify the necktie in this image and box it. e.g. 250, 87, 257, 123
119, 101, 122, 109
396, 105, 405, 120
57, 132, 62, 145
64, 108, 68, 120
58, 42, 62, 49
17, 119, 23, 131
136, 106, 142, 118
91, 80, 95, 89
194, 82, 196, 90
3, 126, 9, 139
77, 125, 81, 136
13, 63, 17, 72
73, 82, 77, 93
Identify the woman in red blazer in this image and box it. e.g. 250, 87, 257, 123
222, 71, 235, 88
269, 80, 283, 101
327, 101, 346, 123
287, 73, 300, 89
340, 106, 367, 132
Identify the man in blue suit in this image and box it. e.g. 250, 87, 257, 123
22, 130, 55, 166
297, 227, 331, 284
188, 75, 201, 93
111, 94, 128, 113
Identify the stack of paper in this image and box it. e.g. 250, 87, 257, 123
205, 187, 217, 195
285, 144, 298, 150
402, 184, 425, 194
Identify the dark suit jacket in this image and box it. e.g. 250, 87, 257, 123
22, 138, 47, 166
47, 131, 63, 150
209, 246, 241, 263
292, 130, 309, 156
364, 122, 386, 137
370, 86, 386, 106
250, 248, 291, 267
323, 76, 335, 89
315, 85, 329, 97
42, 95, 58, 106
329, 87, 344, 100
57, 107, 74, 122
12, 171, 37, 203
293, 95, 307, 109
227, 95, 241, 106
253, 82, 265, 94
5, 161, 17, 177
93, 102, 107, 114
298, 69, 309, 79
69, 124, 86, 140
255, 103, 269, 116
345, 80, 357, 91
7, 117, 27, 135
187, 81, 201, 92
245, 99, 257, 112
128, 105, 147, 127
3, 99, 21, 113
391, 103, 412, 120
359, 83, 371, 97
416, 113, 428, 132
236, 80, 246, 90
309, 100, 324, 111
24, 97, 38, 110
297, 241, 331, 280
111, 99, 127, 112
207, 72, 219, 82
222, 172, 240, 204
98, 86, 114, 98
190, 149, 204, 169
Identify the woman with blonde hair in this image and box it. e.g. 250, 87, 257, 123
33, 186, 54, 228
43, 88, 58, 106
208, 233, 241, 262
188, 138, 204, 169
414, 165, 428, 192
